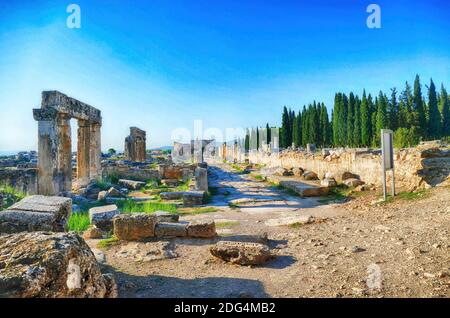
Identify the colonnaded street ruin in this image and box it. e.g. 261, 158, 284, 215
0, 90, 448, 298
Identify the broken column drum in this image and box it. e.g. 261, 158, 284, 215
124, 127, 146, 162
33, 91, 102, 195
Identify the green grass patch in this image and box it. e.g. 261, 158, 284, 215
67, 212, 90, 232
317, 186, 350, 204
254, 174, 265, 181
118, 199, 178, 214
396, 189, 430, 201
0, 183, 25, 210
97, 236, 120, 249
178, 206, 218, 215
216, 221, 239, 228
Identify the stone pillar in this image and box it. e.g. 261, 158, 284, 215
77, 120, 90, 187
89, 122, 102, 181
36, 112, 72, 195
194, 167, 208, 192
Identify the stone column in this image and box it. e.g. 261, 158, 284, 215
77, 119, 91, 187
89, 122, 102, 181
35, 112, 72, 195
194, 167, 208, 192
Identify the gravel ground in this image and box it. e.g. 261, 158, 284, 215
90, 163, 450, 298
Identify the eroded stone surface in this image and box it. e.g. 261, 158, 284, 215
0, 195, 71, 233
113, 213, 156, 241
186, 220, 216, 238
0, 232, 116, 298
155, 222, 187, 237
118, 179, 146, 190
89, 204, 120, 231
210, 241, 272, 265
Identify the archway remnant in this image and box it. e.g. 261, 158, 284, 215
33, 91, 102, 195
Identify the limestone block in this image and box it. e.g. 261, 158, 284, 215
155, 222, 187, 237
186, 220, 216, 238
182, 191, 205, 207
161, 179, 179, 187
83, 226, 104, 239
302, 171, 318, 180
153, 211, 179, 223
194, 167, 208, 191
98, 191, 108, 201
160, 191, 184, 200
89, 205, 120, 231
341, 171, 358, 181
0, 195, 72, 233
344, 178, 365, 187
210, 241, 272, 265
107, 187, 122, 197
113, 213, 156, 241
118, 179, 146, 190
321, 178, 337, 187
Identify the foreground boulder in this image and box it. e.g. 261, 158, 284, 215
113, 213, 156, 241
210, 241, 272, 265
321, 177, 337, 187
89, 205, 120, 231
0, 232, 117, 298
0, 195, 71, 233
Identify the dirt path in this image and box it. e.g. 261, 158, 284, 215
89, 164, 450, 298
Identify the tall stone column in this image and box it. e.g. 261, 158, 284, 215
89, 122, 102, 181
35, 111, 72, 195
77, 120, 91, 187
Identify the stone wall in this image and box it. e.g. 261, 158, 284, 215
247, 145, 450, 190
0, 168, 37, 194
102, 164, 159, 182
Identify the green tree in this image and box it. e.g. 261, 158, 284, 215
360, 90, 371, 147
353, 95, 361, 147
413, 74, 427, 138
439, 84, 450, 138
107, 148, 116, 156
347, 92, 355, 146
281, 106, 290, 148
427, 78, 441, 139
375, 91, 388, 145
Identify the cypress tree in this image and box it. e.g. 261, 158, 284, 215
427, 78, 440, 139
360, 90, 371, 147
440, 84, 450, 137
281, 106, 289, 148
347, 92, 355, 146
332, 94, 341, 146
375, 91, 388, 145
389, 88, 398, 130
413, 75, 427, 138
353, 95, 361, 147
266, 123, 271, 146
244, 128, 250, 153
319, 103, 329, 146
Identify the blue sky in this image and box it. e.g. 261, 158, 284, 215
0, 0, 449, 150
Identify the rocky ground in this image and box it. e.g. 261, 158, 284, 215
88, 163, 449, 298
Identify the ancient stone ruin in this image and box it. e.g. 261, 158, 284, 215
124, 127, 147, 162
33, 91, 102, 195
